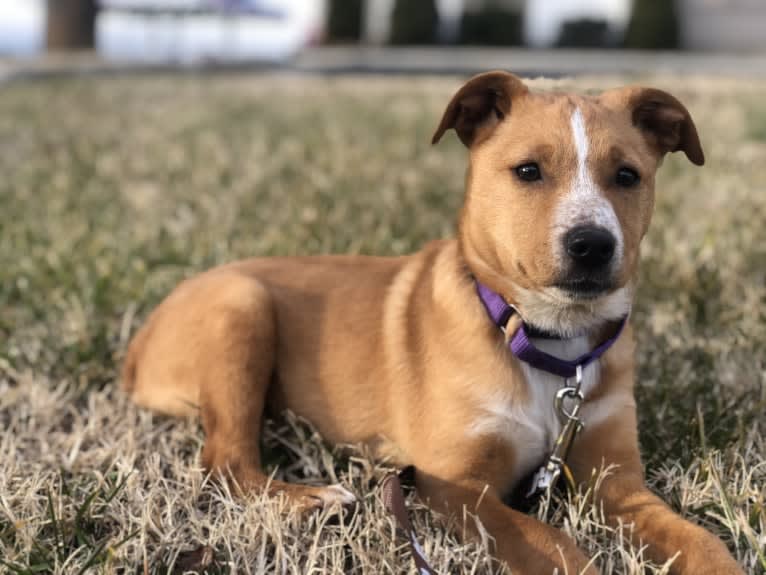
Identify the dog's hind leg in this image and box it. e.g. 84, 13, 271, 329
122, 288, 201, 418
123, 271, 355, 511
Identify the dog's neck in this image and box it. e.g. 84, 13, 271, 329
475, 279, 628, 379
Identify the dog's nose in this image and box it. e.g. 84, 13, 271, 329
564, 226, 616, 268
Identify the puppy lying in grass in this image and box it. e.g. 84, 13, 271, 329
123, 71, 743, 574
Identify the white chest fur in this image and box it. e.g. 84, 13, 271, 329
468, 335, 601, 487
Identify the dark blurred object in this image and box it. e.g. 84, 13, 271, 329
46, 0, 99, 50
624, 0, 679, 50
390, 0, 438, 45
326, 0, 363, 43
459, 5, 523, 46
557, 18, 611, 48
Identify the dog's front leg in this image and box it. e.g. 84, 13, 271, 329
569, 405, 743, 575
415, 472, 597, 574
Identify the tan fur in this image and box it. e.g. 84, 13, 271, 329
122, 72, 741, 574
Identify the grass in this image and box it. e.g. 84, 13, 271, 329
0, 73, 764, 574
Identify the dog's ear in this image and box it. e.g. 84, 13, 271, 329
602, 87, 704, 166
432, 71, 528, 147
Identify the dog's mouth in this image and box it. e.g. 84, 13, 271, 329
512, 275, 630, 337
554, 277, 614, 300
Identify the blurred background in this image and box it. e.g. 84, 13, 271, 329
1, 0, 764, 67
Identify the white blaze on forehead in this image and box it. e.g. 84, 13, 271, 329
554, 107, 623, 265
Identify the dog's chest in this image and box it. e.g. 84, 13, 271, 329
469, 335, 600, 486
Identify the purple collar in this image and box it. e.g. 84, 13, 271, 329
476, 281, 627, 379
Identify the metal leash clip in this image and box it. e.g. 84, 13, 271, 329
526, 365, 585, 498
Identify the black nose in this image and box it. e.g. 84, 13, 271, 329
564, 226, 616, 268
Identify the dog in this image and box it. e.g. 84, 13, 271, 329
122, 71, 743, 574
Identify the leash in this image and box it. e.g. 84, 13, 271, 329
381, 468, 439, 575
382, 281, 627, 573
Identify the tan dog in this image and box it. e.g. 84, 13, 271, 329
122, 72, 743, 574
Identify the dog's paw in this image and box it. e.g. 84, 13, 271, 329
314, 484, 358, 506
299, 484, 357, 512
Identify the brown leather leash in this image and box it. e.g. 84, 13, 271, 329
380, 467, 561, 575
381, 469, 439, 575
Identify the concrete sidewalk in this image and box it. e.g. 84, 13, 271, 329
294, 47, 766, 78
3, 47, 766, 84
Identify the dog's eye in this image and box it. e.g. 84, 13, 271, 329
515, 163, 541, 182
615, 167, 640, 188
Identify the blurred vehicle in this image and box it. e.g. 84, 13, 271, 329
0, 0, 324, 63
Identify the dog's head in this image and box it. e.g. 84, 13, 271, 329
433, 71, 704, 336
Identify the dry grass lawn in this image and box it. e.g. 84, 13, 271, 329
0, 73, 764, 574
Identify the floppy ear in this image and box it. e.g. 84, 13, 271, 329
432, 71, 528, 147
603, 87, 704, 166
